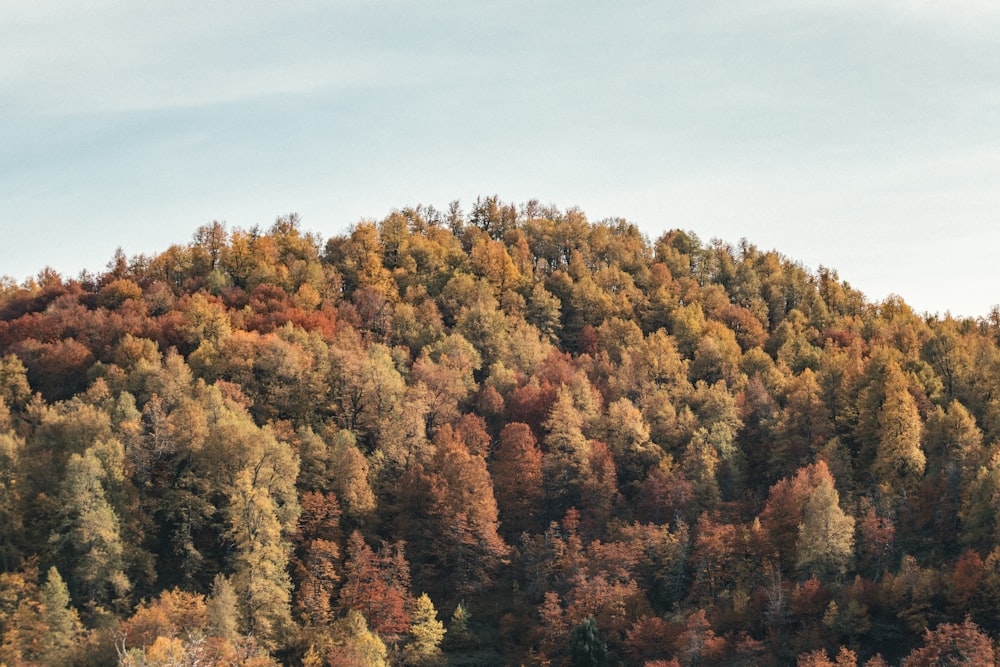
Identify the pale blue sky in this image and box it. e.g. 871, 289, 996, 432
2, 1, 998, 316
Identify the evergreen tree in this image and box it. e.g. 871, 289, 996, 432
292, 491, 341, 626
771, 369, 834, 477
443, 602, 476, 650
568, 617, 608, 667
603, 397, 660, 497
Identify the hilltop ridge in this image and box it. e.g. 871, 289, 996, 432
0, 199, 998, 665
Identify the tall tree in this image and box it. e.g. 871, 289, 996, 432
227, 464, 295, 647
568, 617, 609, 667
39, 567, 82, 664
795, 462, 855, 581
404, 593, 446, 666
291, 491, 341, 627
602, 397, 660, 498
872, 362, 925, 498
393, 425, 508, 596
201, 391, 300, 648
339, 531, 412, 641
543, 385, 593, 518
681, 428, 721, 512
491, 423, 544, 538
0, 429, 23, 570
326, 429, 377, 527
771, 369, 834, 478
761, 461, 843, 574
52, 448, 131, 616
207, 574, 239, 643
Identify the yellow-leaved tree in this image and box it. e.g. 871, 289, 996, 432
872, 362, 925, 498
795, 461, 855, 581
404, 593, 446, 666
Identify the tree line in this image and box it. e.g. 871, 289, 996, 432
1, 198, 1000, 665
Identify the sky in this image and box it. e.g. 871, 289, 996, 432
2, 1, 998, 317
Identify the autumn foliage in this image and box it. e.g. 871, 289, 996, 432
0, 202, 999, 664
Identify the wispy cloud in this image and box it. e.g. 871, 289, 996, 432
0, 1, 443, 115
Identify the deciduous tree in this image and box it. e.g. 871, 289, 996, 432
404, 593, 446, 666
901, 618, 995, 666
339, 531, 412, 641
795, 463, 855, 581
492, 422, 544, 537
872, 362, 925, 498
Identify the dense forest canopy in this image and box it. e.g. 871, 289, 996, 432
1, 198, 1000, 666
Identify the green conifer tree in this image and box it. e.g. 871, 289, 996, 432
568, 617, 608, 667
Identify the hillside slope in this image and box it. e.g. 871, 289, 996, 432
0, 199, 998, 665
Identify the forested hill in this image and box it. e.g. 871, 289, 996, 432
1, 199, 1000, 666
